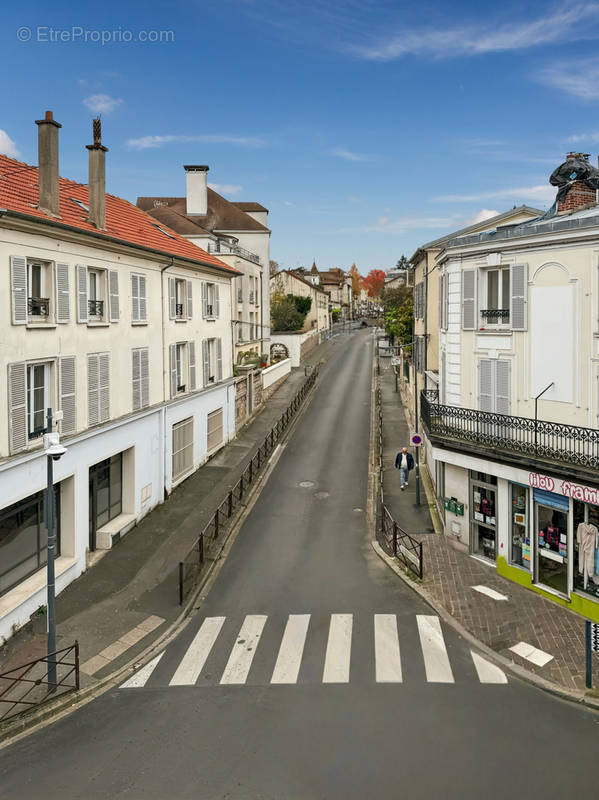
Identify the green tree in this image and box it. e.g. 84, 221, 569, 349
287, 294, 312, 316
385, 296, 413, 351
271, 296, 305, 331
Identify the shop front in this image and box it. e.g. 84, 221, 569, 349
469, 471, 497, 561
532, 487, 569, 597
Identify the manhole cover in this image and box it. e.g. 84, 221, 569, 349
299, 481, 314, 488
314, 491, 329, 499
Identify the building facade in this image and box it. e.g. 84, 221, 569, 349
271, 270, 330, 334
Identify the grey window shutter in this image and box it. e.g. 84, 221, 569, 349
59, 356, 77, 435
77, 264, 88, 323
132, 348, 141, 411
131, 274, 140, 322
216, 338, 223, 381
10, 256, 27, 325
99, 353, 110, 422
141, 347, 149, 407
8, 362, 27, 453
139, 275, 147, 322
108, 270, 120, 322
186, 280, 193, 319
495, 360, 511, 415
188, 340, 196, 391
202, 282, 208, 318
87, 354, 99, 426
169, 277, 176, 320
444, 274, 449, 330
169, 344, 177, 398
438, 275, 443, 330
202, 340, 210, 386
510, 263, 528, 331
214, 284, 220, 317
478, 359, 493, 412
462, 269, 476, 330
55, 262, 70, 323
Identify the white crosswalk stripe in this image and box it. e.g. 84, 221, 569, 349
220, 615, 267, 685
119, 613, 509, 689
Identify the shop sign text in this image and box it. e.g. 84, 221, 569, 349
528, 473, 599, 507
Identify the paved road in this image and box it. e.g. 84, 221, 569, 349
1, 330, 598, 799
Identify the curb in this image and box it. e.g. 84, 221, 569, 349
0, 370, 321, 748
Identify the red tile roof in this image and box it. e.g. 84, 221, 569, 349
0, 154, 238, 274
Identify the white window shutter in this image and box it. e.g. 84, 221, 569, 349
99, 353, 110, 422
55, 262, 71, 323
478, 359, 493, 412
10, 256, 27, 325
132, 348, 141, 411
495, 360, 511, 415
202, 282, 208, 318
108, 270, 120, 322
77, 265, 88, 323
169, 277, 176, 320
87, 354, 99, 426
216, 338, 223, 381
169, 344, 177, 398
131, 274, 140, 322
214, 284, 220, 317
140, 347, 149, 407
202, 340, 210, 387
186, 280, 193, 319
188, 340, 196, 391
59, 356, 77, 435
462, 269, 477, 330
139, 275, 147, 322
510, 263, 528, 331
438, 275, 443, 330
444, 274, 449, 330
8, 362, 27, 453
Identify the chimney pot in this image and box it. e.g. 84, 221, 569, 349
86, 117, 108, 229
184, 165, 209, 216
35, 110, 61, 217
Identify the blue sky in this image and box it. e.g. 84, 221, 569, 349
2, 1, 599, 273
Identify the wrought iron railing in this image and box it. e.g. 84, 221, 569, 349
208, 240, 260, 265
420, 391, 599, 471
28, 296, 50, 317
175, 303, 184, 317
480, 308, 510, 324
88, 299, 104, 317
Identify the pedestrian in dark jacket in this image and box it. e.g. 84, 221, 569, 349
395, 447, 414, 490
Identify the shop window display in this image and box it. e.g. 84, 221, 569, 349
573, 500, 599, 600
471, 483, 496, 560
536, 505, 568, 595
510, 484, 530, 569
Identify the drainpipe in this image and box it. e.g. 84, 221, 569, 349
161, 258, 174, 497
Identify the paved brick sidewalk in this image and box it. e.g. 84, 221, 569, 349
378, 354, 592, 693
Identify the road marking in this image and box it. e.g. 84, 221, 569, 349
374, 614, 402, 683
170, 617, 226, 686
271, 615, 310, 684
82, 615, 165, 675
220, 615, 267, 684
322, 614, 352, 683
509, 641, 554, 667
471, 585, 509, 601
471, 651, 508, 684
416, 615, 454, 683
120, 652, 164, 688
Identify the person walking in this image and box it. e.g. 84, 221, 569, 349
395, 447, 414, 490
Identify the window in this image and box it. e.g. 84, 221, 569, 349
478, 358, 511, 414
88, 268, 105, 319
510, 484, 530, 569
207, 408, 224, 451
131, 273, 147, 323
414, 282, 425, 319
132, 347, 149, 411
481, 267, 510, 325
202, 282, 220, 318
11, 256, 65, 325
176, 343, 186, 392
89, 454, 122, 549
175, 279, 185, 318
172, 417, 194, 480
169, 341, 196, 397
88, 352, 110, 426
76, 265, 119, 324
27, 261, 50, 318
0, 486, 60, 597
169, 277, 192, 320
27, 363, 50, 439
202, 338, 223, 386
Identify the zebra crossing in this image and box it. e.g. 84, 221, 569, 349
120, 613, 508, 689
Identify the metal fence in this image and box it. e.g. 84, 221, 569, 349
178, 365, 320, 605
0, 642, 79, 723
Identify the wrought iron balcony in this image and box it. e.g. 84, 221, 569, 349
420, 391, 599, 482
480, 308, 509, 323
208, 240, 260, 265
28, 296, 50, 317
88, 299, 104, 317
175, 303, 184, 318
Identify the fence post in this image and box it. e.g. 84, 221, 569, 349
419, 542, 423, 580
179, 562, 184, 606
271, 430, 274, 448
393, 521, 398, 556
74, 640, 80, 690
257, 448, 262, 469
240, 474, 244, 500
228, 490, 233, 517
199, 535, 204, 564
214, 509, 219, 539
249, 458, 253, 483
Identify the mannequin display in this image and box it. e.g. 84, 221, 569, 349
576, 521, 599, 588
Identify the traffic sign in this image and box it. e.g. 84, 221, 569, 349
410, 433, 423, 447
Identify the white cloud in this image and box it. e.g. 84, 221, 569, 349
0, 130, 19, 158
566, 131, 599, 143
83, 94, 124, 113
467, 209, 501, 224
536, 56, 599, 100
349, 4, 599, 61
330, 147, 371, 162
126, 133, 266, 149
208, 182, 243, 196
284, 201, 294, 206
335, 214, 466, 235
435, 184, 555, 205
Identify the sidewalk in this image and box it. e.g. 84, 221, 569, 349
377, 355, 592, 695
0, 332, 346, 698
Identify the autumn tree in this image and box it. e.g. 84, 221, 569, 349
348, 263, 363, 296
269, 259, 280, 276
362, 269, 386, 298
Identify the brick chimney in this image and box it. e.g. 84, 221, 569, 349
184, 165, 209, 216
86, 117, 108, 229
35, 110, 61, 217
557, 152, 597, 213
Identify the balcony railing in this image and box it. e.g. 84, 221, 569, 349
88, 299, 104, 317
420, 391, 599, 479
207, 240, 260, 265
175, 303, 184, 318
28, 296, 50, 317
480, 308, 509, 324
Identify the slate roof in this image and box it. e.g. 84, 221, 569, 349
231, 201, 268, 213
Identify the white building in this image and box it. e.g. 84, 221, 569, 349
0, 113, 239, 641
137, 168, 270, 365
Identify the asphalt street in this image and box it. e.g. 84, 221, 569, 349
1, 329, 598, 800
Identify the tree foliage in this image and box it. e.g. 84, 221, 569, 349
362, 269, 386, 298
395, 255, 410, 270
271, 296, 305, 331
269, 259, 280, 276
348, 263, 363, 296
288, 293, 312, 316
385, 296, 413, 350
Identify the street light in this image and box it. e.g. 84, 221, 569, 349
43, 411, 67, 692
